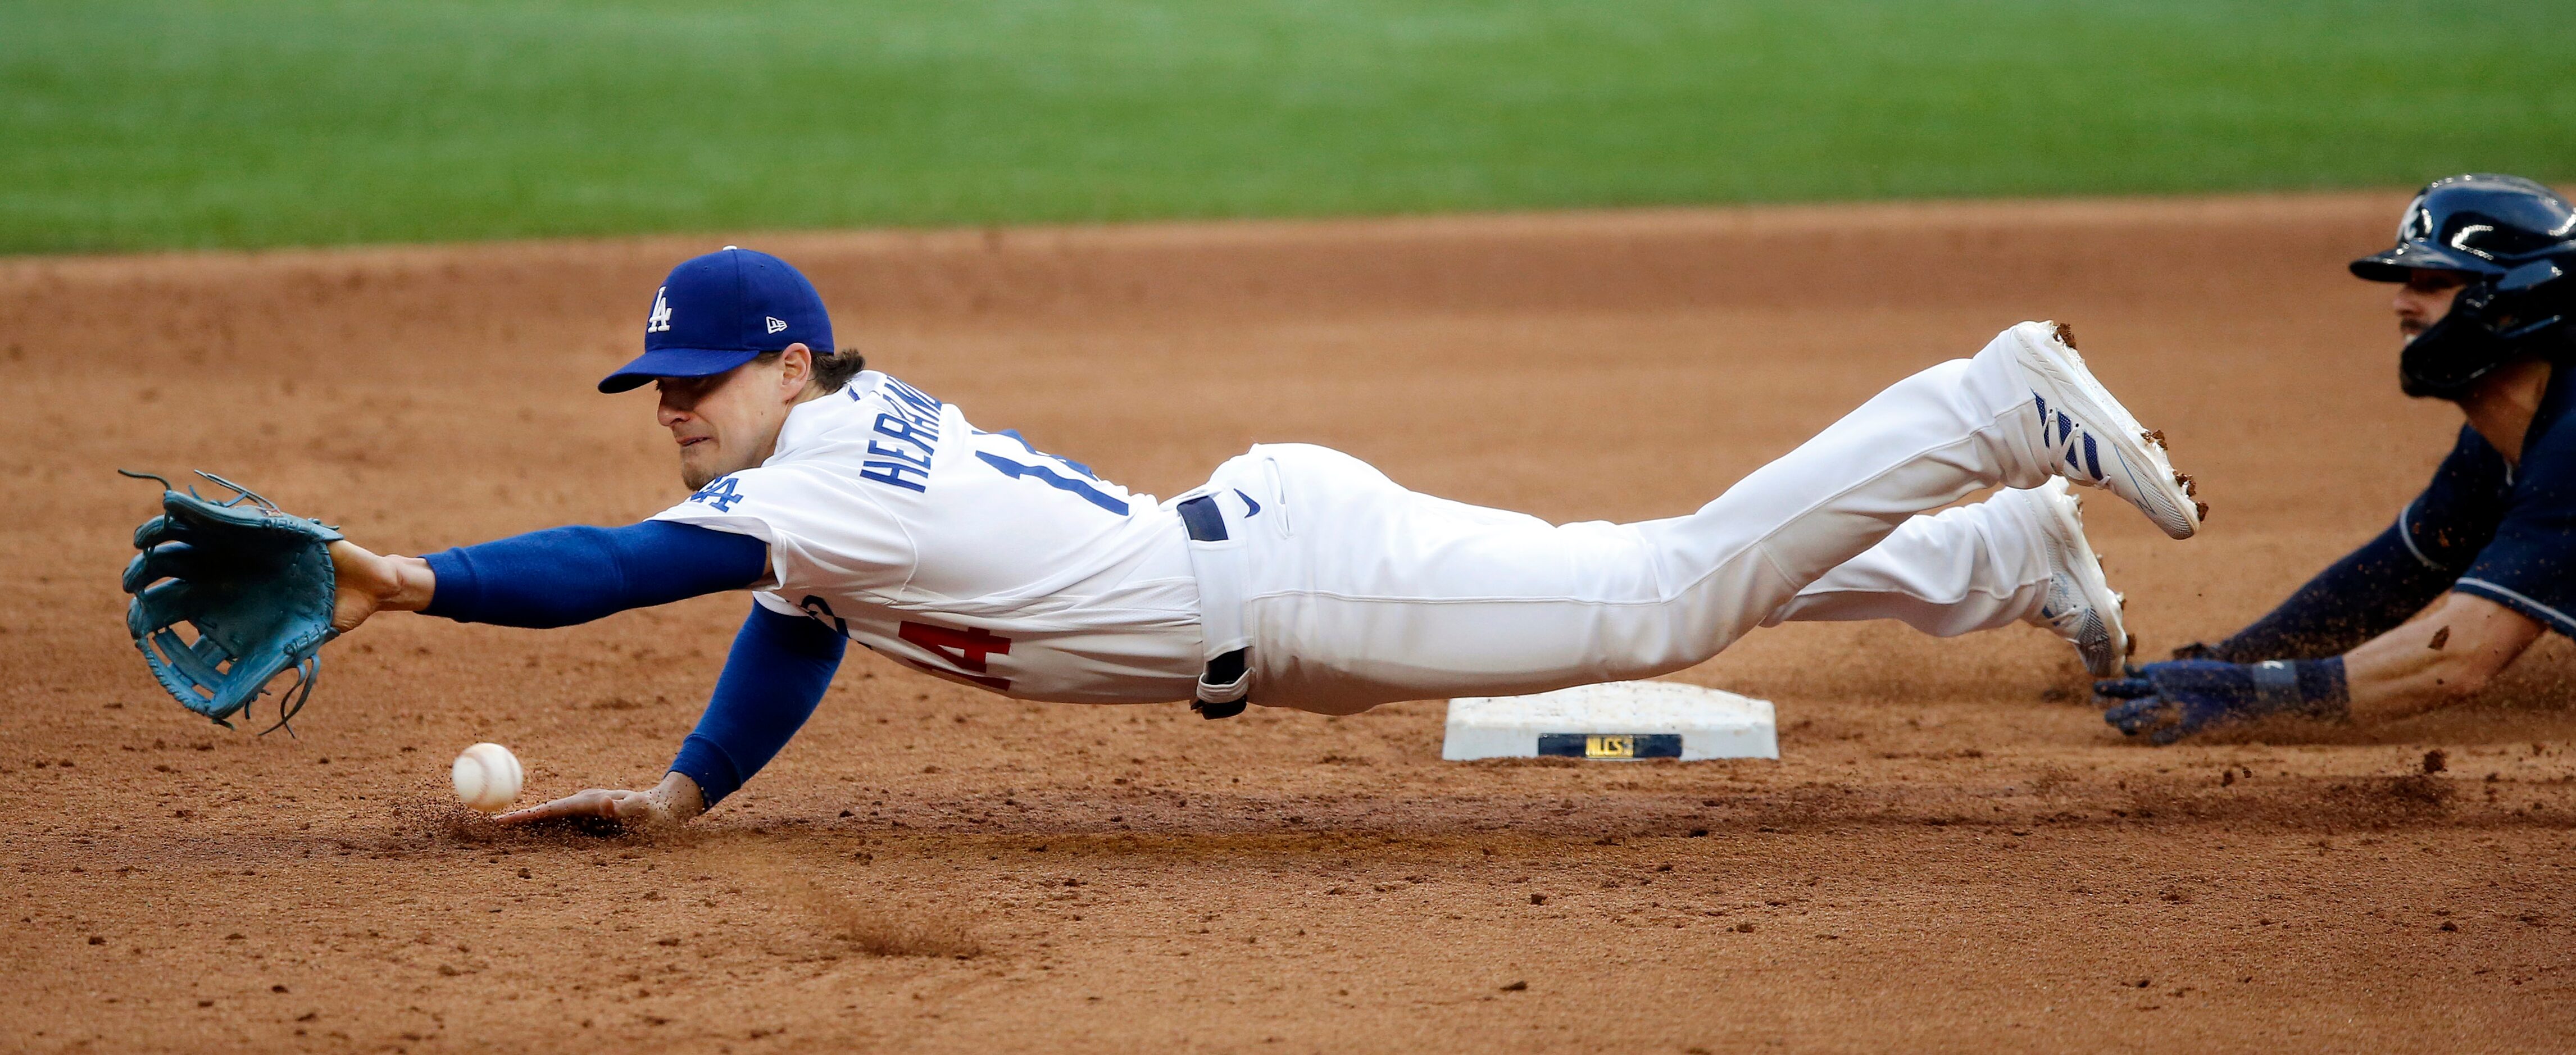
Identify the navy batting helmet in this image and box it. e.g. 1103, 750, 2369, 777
2351, 174, 2575, 282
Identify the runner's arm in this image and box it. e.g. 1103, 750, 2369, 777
2200, 428, 2507, 662
2342, 590, 2545, 722
2196, 521, 2461, 662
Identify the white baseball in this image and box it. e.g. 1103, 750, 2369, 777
451, 742, 524, 813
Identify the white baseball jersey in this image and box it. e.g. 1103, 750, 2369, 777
652, 371, 1206, 703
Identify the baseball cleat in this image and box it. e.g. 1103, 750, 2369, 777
2014, 479, 2129, 677
2001, 320, 2203, 539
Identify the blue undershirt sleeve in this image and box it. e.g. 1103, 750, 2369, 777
668, 603, 847, 805
417, 521, 770, 628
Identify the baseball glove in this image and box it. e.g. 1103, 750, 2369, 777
119, 470, 342, 732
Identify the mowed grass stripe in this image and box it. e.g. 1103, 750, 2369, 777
2, 0, 2572, 253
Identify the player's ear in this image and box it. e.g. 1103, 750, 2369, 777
780, 343, 815, 395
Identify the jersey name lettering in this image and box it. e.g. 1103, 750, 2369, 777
857, 378, 948, 493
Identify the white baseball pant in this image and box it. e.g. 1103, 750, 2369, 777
1760, 495, 2053, 638
1192, 329, 2069, 715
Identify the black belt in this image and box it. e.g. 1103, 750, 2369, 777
1178, 494, 1248, 720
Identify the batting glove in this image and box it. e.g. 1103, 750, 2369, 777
2097, 658, 2348, 745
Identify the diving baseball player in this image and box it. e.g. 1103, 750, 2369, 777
280, 248, 2195, 825
2103, 174, 2576, 743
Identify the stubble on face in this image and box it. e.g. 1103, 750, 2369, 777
678, 447, 722, 492
2396, 270, 2468, 342
676, 420, 761, 492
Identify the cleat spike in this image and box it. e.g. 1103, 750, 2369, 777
2052, 321, 2078, 348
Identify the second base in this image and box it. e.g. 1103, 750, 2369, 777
1442, 681, 1779, 762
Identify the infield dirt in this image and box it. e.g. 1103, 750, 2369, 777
7, 194, 2575, 1053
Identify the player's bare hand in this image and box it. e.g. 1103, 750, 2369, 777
326, 539, 434, 634
493, 772, 705, 829
493, 788, 660, 825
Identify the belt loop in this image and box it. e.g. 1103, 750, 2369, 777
1178, 494, 1252, 718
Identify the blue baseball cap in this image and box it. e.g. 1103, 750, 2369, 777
599, 247, 834, 393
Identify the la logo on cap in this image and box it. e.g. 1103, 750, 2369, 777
646, 287, 673, 333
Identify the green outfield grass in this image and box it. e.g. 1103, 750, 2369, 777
3, 0, 2573, 253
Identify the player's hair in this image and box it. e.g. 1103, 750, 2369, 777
810, 347, 869, 393
758, 345, 870, 394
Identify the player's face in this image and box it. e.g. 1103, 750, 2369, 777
2394, 269, 2470, 342
654, 353, 799, 491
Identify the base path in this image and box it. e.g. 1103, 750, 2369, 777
7, 192, 2576, 1052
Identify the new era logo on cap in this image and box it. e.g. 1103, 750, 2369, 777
598, 248, 837, 394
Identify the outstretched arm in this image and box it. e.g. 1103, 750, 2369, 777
2195, 427, 2506, 662
326, 520, 770, 634
2192, 520, 2464, 662
2105, 590, 2545, 743
497, 602, 846, 827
